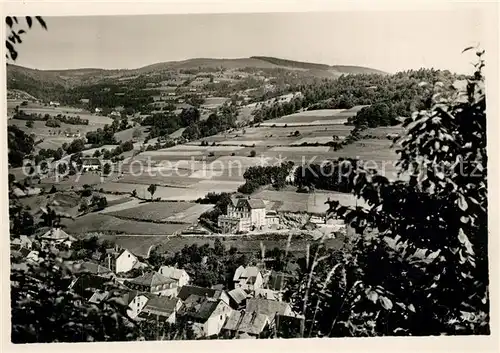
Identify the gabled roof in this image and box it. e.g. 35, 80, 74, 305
246, 298, 290, 318
40, 228, 74, 241
177, 285, 222, 301
228, 288, 248, 305
126, 271, 175, 288
139, 297, 179, 319
230, 197, 266, 210
182, 299, 220, 321
234, 266, 261, 281
224, 310, 269, 335
158, 266, 188, 281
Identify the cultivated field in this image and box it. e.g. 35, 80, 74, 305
61, 213, 190, 235
106, 201, 196, 222
260, 108, 365, 127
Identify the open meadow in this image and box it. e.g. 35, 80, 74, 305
260, 107, 366, 127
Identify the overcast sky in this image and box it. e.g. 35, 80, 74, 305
11, 10, 486, 74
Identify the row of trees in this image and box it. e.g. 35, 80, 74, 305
141, 107, 200, 139
13, 111, 89, 125
293, 158, 359, 193
182, 105, 238, 140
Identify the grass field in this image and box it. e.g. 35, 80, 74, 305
114, 126, 149, 142
164, 204, 215, 223
62, 213, 190, 235
260, 108, 361, 126
106, 201, 195, 222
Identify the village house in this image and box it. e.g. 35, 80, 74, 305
123, 291, 152, 319
227, 287, 249, 310
233, 266, 264, 291
223, 310, 270, 338
177, 285, 230, 306
158, 266, 190, 288
218, 197, 270, 233
179, 297, 233, 338
39, 227, 77, 249
124, 271, 179, 297
105, 248, 143, 274
245, 298, 293, 329
136, 296, 183, 324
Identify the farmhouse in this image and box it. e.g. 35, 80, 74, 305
218, 197, 279, 233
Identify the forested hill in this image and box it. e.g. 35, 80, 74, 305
7, 56, 385, 96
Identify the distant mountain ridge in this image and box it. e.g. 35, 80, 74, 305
6, 56, 386, 100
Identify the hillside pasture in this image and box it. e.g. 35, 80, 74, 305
291, 136, 343, 145
61, 213, 189, 236
163, 204, 215, 223
114, 126, 149, 142
260, 109, 354, 127
114, 174, 202, 188
81, 145, 120, 157
106, 201, 195, 222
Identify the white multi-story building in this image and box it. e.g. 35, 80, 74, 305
218, 197, 272, 233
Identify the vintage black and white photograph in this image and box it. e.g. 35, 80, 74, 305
5, 4, 494, 345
